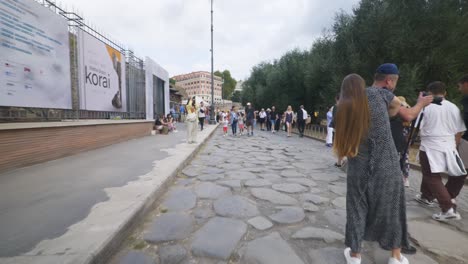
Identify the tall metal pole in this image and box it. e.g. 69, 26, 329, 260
209, 0, 216, 124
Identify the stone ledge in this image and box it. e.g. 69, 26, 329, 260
0, 119, 154, 131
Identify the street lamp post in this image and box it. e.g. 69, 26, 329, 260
209, 0, 216, 124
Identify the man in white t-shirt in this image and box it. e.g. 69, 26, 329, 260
297, 105, 308, 137
415, 81, 467, 221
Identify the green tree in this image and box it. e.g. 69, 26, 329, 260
243, 0, 468, 113
215, 70, 237, 99
230, 90, 242, 102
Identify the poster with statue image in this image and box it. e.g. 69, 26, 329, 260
0, 0, 72, 109
77, 29, 126, 112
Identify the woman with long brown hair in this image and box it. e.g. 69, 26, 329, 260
334, 74, 410, 264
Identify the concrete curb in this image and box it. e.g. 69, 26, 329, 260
89, 124, 220, 264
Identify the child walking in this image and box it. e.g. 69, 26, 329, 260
238, 112, 245, 135
223, 116, 229, 137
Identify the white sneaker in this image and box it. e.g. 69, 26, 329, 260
414, 194, 436, 207
432, 207, 461, 221
344, 248, 361, 264
403, 178, 410, 187
388, 255, 409, 264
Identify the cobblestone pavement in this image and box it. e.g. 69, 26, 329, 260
110, 128, 468, 264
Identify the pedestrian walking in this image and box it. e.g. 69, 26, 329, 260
246, 103, 256, 136
270, 106, 278, 133
222, 115, 228, 137
266, 108, 272, 131
284, 106, 294, 137
334, 74, 432, 264
415, 81, 466, 221
238, 112, 245, 135
198, 102, 206, 131
259, 108, 267, 131
186, 97, 198, 144
297, 105, 307, 137
230, 106, 239, 136
180, 104, 186, 122
326, 106, 334, 147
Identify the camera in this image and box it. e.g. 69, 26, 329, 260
422, 92, 443, 105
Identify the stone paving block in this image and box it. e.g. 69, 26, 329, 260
332, 197, 346, 209
217, 180, 242, 189
292, 227, 344, 243
303, 202, 319, 212
408, 221, 468, 263
192, 217, 247, 260
272, 183, 308, 193
241, 232, 304, 264
194, 182, 232, 199
161, 188, 197, 212
248, 216, 274, 231
323, 209, 346, 232
287, 178, 318, 187
159, 245, 188, 264
226, 171, 257, 180
269, 206, 305, 224
181, 166, 200, 178
250, 188, 298, 205
213, 195, 260, 218
281, 170, 306, 178
329, 185, 347, 196
118, 250, 155, 264
144, 213, 194, 243
244, 179, 272, 187
301, 193, 330, 205
198, 174, 225, 181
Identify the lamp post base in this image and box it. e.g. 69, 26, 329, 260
208, 119, 217, 125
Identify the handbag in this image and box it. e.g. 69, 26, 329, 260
186, 113, 197, 122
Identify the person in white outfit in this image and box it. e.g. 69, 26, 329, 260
185, 96, 199, 144
326, 106, 334, 147
415, 81, 467, 221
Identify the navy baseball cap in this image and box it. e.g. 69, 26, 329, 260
376, 63, 399, 75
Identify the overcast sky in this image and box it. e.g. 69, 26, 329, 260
57, 0, 360, 80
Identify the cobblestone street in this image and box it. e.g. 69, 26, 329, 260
111, 127, 468, 264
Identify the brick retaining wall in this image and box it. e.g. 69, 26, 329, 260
0, 121, 153, 172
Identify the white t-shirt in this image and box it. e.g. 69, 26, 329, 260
302, 109, 308, 120
259, 111, 267, 118
419, 99, 467, 175
420, 99, 466, 149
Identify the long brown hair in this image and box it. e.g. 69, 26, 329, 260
333, 74, 370, 158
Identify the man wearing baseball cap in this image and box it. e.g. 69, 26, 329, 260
371, 63, 433, 257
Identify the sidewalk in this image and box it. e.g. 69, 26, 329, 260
0, 123, 218, 264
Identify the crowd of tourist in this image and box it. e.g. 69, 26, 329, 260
214, 103, 311, 138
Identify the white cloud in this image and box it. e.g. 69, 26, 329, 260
56, 0, 360, 79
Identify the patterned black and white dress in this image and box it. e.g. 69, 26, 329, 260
345, 87, 409, 252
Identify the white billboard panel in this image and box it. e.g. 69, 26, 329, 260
77, 30, 126, 112
0, 0, 72, 109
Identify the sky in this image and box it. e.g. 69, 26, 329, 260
57, 0, 360, 80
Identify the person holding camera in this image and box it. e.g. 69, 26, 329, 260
415, 81, 467, 221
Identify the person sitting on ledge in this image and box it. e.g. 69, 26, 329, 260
154, 115, 169, 134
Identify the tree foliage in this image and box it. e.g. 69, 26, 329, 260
242, 0, 468, 115
215, 70, 237, 99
